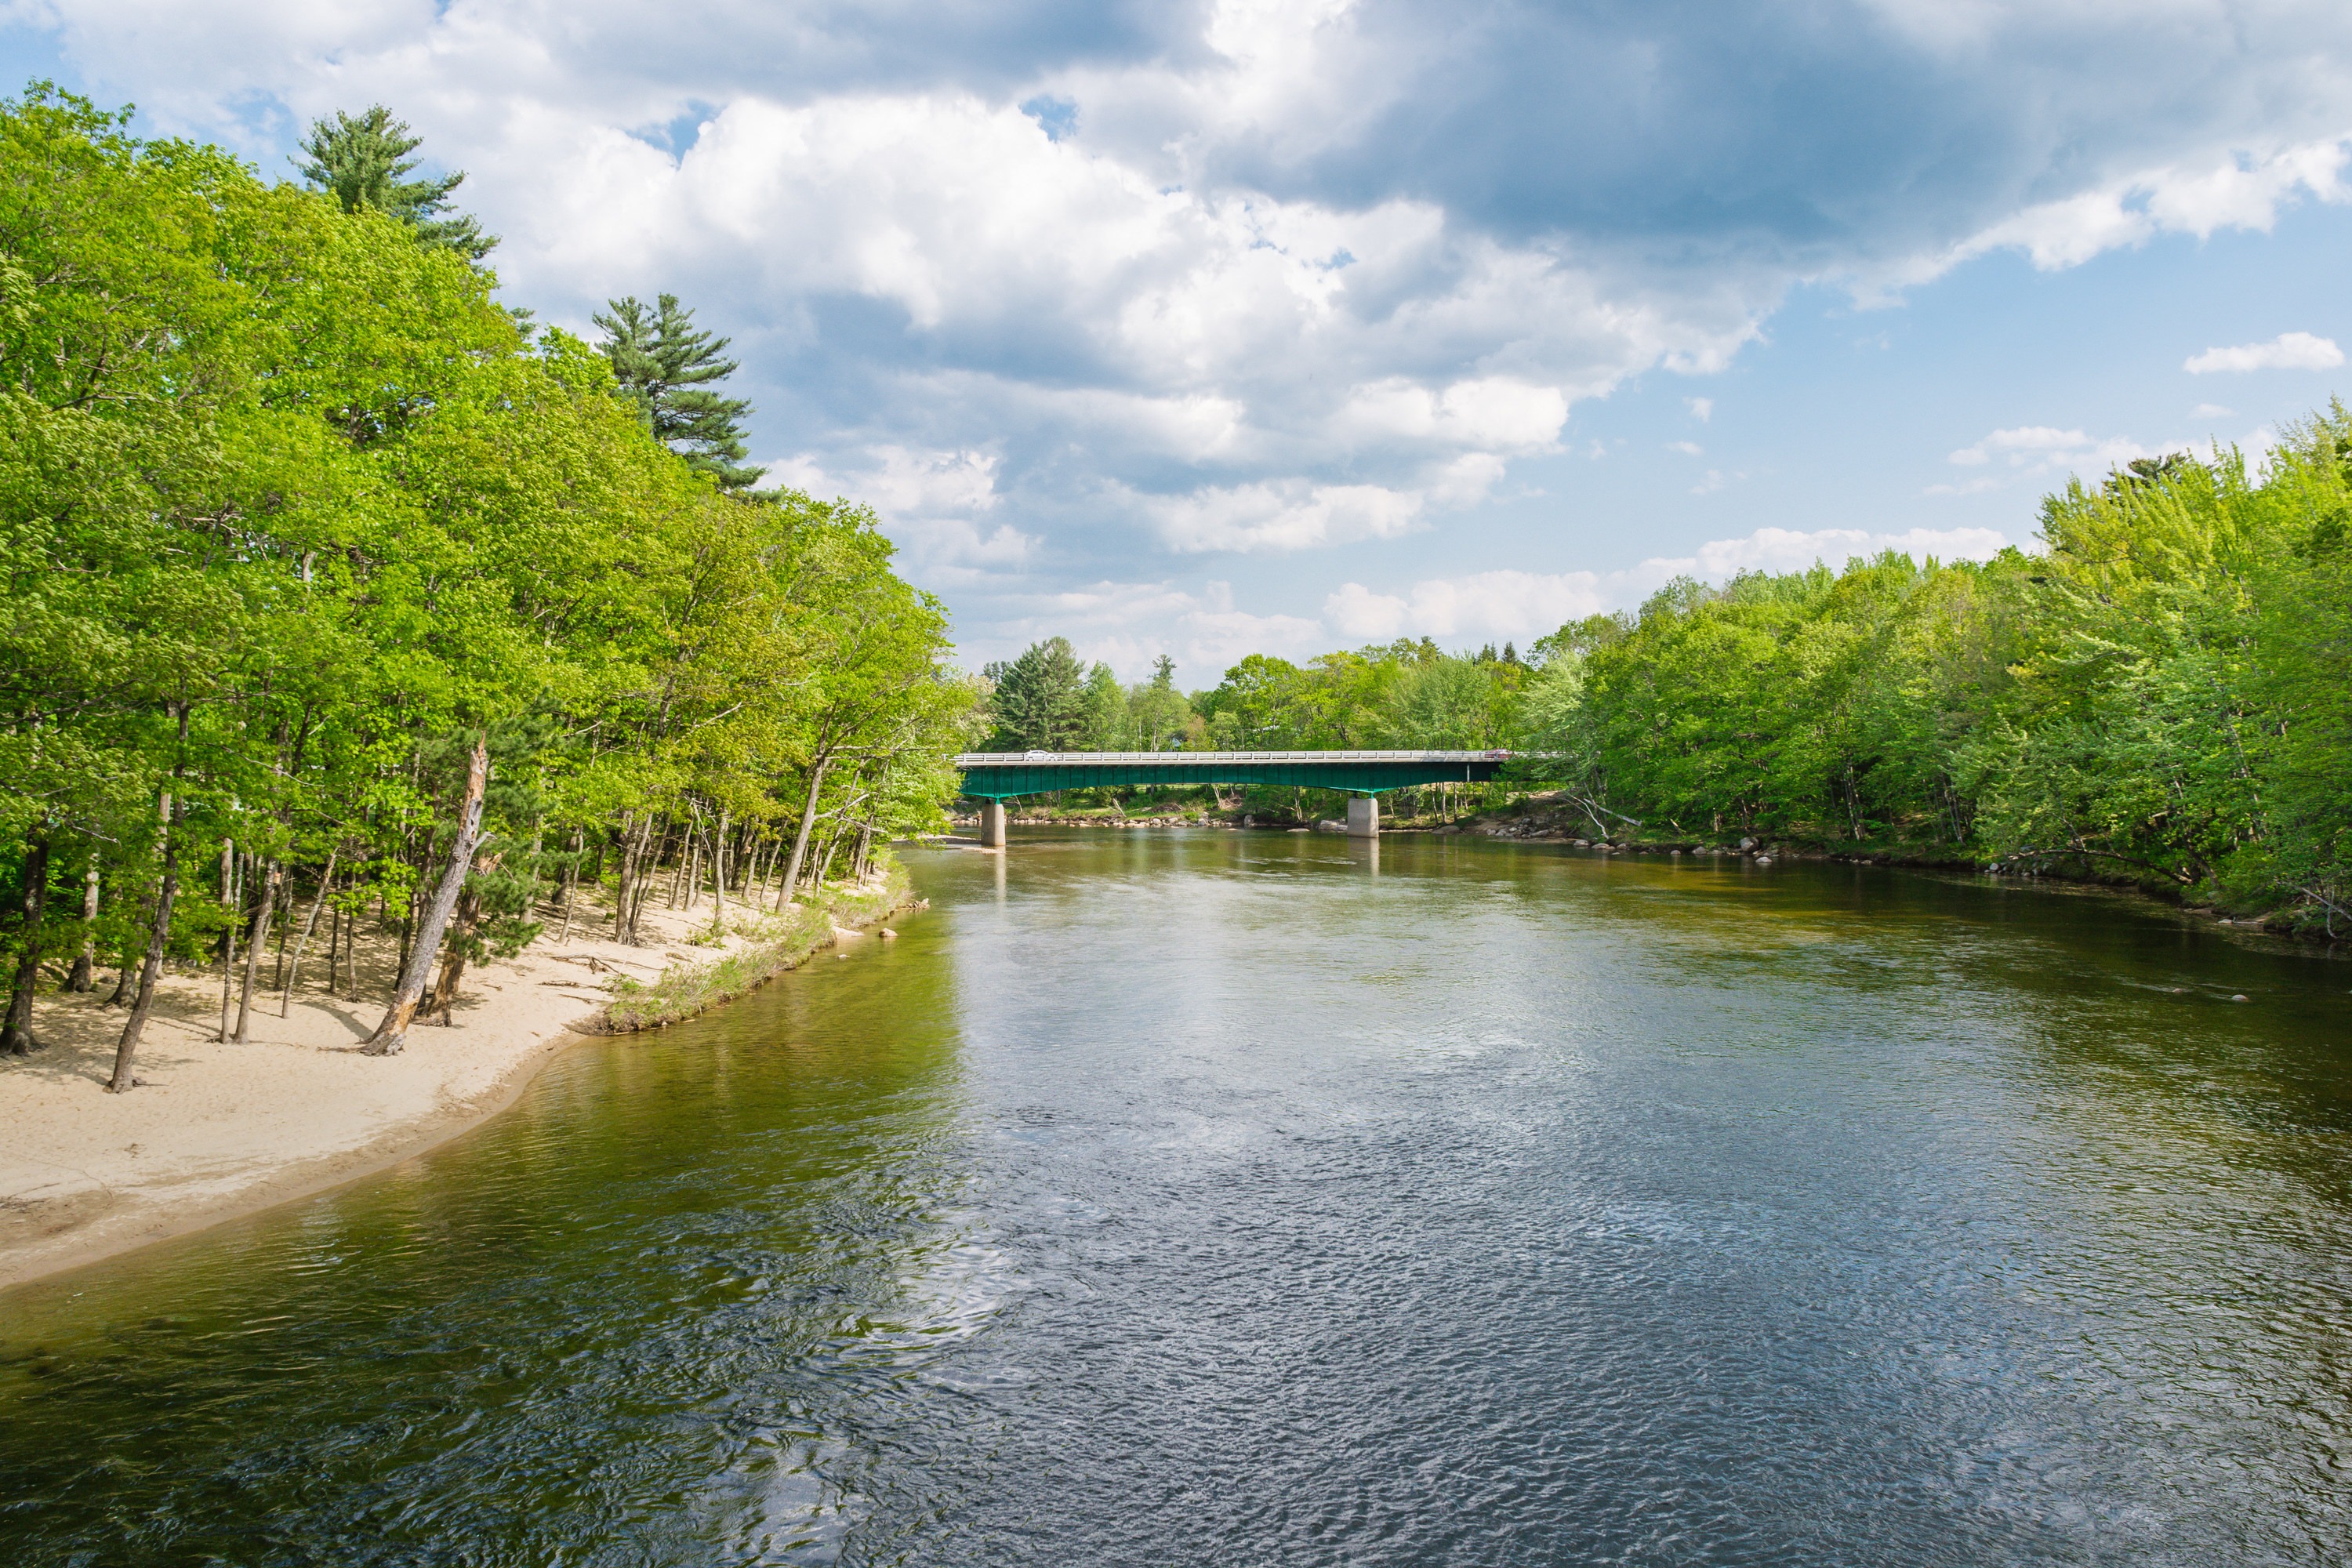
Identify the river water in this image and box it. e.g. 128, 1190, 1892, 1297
2, 833, 2348, 1565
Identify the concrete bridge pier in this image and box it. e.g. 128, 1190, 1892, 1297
979, 800, 1007, 848
1347, 795, 1380, 839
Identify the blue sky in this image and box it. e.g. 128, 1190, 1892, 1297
5, 1, 2348, 681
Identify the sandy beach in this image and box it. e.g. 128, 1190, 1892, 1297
0, 889, 893, 1293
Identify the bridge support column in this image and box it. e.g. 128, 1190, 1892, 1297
1347, 795, 1380, 839
979, 800, 1007, 848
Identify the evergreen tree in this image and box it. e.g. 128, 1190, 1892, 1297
295, 105, 495, 260
985, 639, 1091, 750
592, 294, 765, 491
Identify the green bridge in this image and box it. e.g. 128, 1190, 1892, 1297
955, 750, 1511, 844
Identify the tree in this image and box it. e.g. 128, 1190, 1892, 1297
986, 639, 1091, 750
295, 105, 495, 260
1130, 655, 1192, 750
2, 87, 975, 1083
1083, 662, 1127, 748
592, 294, 764, 490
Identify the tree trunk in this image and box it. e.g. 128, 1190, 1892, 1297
712, 808, 729, 930
427, 890, 480, 1024
618, 812, 655, 944
4, 830, 51, 1055
557, 829, 580, 943
216, 840, 238, 1043
233, 859, 280, 1043
66, 855, 96, 992
281, 848, 339, 1015
111, 786, 182, 1094
613, 812, 640, 940
365, 739, 489, 1057
779, 754, 833, 907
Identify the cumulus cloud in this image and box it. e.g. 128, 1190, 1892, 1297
1936, 425, 2184, 488
2183, 332, 2345, 373
1325, 525, 2013, 646
15, 0, 2351, 670
1908, 139, 2352, 282
1000, 578, 1329, 677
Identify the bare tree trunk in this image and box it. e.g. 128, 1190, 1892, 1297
365, 739, 488, 1057
557, 829, 580, 943
281, 847, 338, 1016
779, 754, 832, 908
427, 890, 479, 1024
111, 779, 183, 1094
216, 840, 238, 1043
712, 808, 729, 930
232, 859, 279, 1043
618, 813, 655, 944
66, 855, 96, 992
4, 830, 51, 1055
853, 816, 876, 883
614, 813, 639, 940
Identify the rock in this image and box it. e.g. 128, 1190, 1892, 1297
2232, 993, 2249, 1002
1737, 837, 1757, 851
879, 927, 898, 940
1317, 819, 1346, 832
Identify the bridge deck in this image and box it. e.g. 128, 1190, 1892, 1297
956, 750, 1508, 799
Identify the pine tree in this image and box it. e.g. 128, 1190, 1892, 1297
985, 640, 1091, 750
295, 106, 495, 260
592, 294, 765, 491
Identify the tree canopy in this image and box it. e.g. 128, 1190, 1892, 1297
1, 85, 977, 1073
593, 293, 765, 490
294, 103, 495, 260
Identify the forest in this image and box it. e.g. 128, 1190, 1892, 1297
985, 430, 2352, 937
0, 89, 976, 1078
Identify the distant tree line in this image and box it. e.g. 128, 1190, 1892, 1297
984, 424, 2351, 934
0, 88, 978, 1080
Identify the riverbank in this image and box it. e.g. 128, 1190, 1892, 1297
0, 873, 917, 1293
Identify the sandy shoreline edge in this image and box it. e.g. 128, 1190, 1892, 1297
0, 879, 916, 1295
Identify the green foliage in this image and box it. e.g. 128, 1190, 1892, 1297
1005, 416, 2350, 931
592, 293, 764, 490
600, 866, 909, 1033
294, 103, 495, 260
985, 637, 1091, 750
0, 85, 975, 1035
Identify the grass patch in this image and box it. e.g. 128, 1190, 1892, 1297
596, 862, 915, 1034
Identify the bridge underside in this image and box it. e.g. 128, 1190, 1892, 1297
955, 750, 1507, 800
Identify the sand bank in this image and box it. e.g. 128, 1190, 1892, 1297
0, 887, 898, 1293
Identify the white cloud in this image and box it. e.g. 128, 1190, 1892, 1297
1940, 425, 2181, 486
1668, 440, 1705, 456
1327, 571, 1609, 641
775, 445, 1040, 576
1685, 396, 1712, 422
1882, 136, 2352, 289
2189, 402, 2235, 419
1132, 451, 1506, 553
2183, 331, 2345, 374
1325, 524, 2012, 645
995, 577, 1327, 679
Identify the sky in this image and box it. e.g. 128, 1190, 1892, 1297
5, 1, 2349, 684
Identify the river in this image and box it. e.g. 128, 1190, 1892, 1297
2, 832, 2348, 1564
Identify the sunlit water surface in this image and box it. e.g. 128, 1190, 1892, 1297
3, 833, 2349, 1565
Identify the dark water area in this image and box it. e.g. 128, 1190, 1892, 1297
3, 833, 2349, 1565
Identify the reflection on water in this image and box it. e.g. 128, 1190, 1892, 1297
3, 832, 2349, 1565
